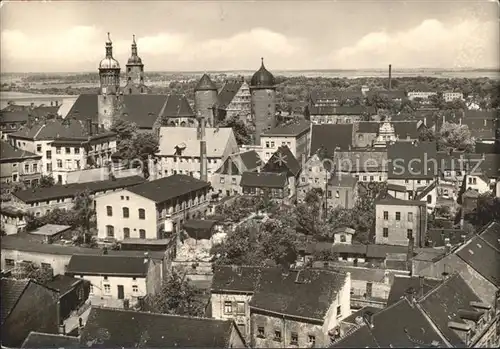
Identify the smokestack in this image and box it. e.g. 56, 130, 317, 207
199, 116, 208, 182
388, 64, 392, 90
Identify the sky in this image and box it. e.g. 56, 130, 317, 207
1, 0, 498, 72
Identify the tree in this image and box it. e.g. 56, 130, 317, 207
110, 117, 138, 141
12, 262, 54, 284
466, 193, 500, 228
38, 175, 55, 188
438, 122, 475, 152
144, 271, 206, 317
419, 127, 436, 142
429, 93, 446, 110
218, 115, 253, 145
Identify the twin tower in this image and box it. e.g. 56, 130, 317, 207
194, 57, 277, 144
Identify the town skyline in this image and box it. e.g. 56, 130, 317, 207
1, 0, 498, 73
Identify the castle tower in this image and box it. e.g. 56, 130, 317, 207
98, 33, 121, 130
124, 35, 147, 95
194, 73, 218, 127
250, 57, 276, 145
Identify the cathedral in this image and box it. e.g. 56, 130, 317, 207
66, 33, 278, 143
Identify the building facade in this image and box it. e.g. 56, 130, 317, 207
123, 35, 148, 95
260, 120, 310, 163
194, 74, 218, 126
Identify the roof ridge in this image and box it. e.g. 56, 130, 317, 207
418, 272, 460, 302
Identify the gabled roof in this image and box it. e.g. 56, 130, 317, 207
212, 265, 263, 293
240, 171, 288, 189
66, 94, 99, 121
13, 176, 145, 204
330, 324, 379, 348
0, 140, 41, 162
44, 274, 84, 296
334, 150, 388, 172
183, 219, 218, 240
66, 255, 148, 277
387, 141, 438, 179
357, 121, 379, 133
249, 268, 347, 320
328, 174, 358, 188
262, 120, 310, 137
426, 228, 466, 248
393, 121, 419, 140
216, 80, 243, 108
1, 278, 30, 325
310, 124, 354, 157
80, 307, 236, 348
419, 273, 482, 347
126, 174, 210, 204
414, 180, 437, 201
160, 94, 195, 119
215, 150, 261, 175
455, 221, 500, 287
375, 194, 427, 207
121, 94, 169, 128
387, 275, 441, 306
194, 74, 217, 91
21, 332, 80, 349
262, 145, 301, 177
157, 127, 235, 157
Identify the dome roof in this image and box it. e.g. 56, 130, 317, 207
127, 55, 143, 65
127, 35, 143, 66
250, 58, 275, 88
99, 57, 120, 69
195, 74, 217, 91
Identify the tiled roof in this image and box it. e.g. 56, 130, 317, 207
1, 278, 30, 325
386, 275, 441, 306
309, 105, 374, 116
249, 268, 347, 320
216, 80, 243, 108
375, 194, 427, 207
44, 274, 83, 296
195, 74, 217, 91
393, 121, 419, 140
211, 265, 263, 293
0, 140, 40, 161
22, 332, 80, 348
157, 127, 235, 157
462, 117, 497, 139
477, 154, 500, 178
463, 110, 499, 119
310, 124, 354, 156
426, 228, 466, 248
478, 221, 500, 251
66, 255, 149, 276
161, 94, 195, 119
214, 156, 241, 175
341, 306, 381, 325
419, 273, 482, 347
13, 176, 145, 203
121, 94, 169, 128
262, 146, 301, 177
414, 180, 437, 201
183, 219, 218, 240
80, 307, 235, 348
357, 121, 379, 133
387, 183, 407, 192
330, 324, 379, 348
126, 174, 210, 204
455, 221, 500, 287
334, 150, 388, 172
239, 150, 262, 170
262, 120, 310, 136
387, 141, 438, 179
214, 150, 261, 175
240, 171, 288, 188
66, 94, 99, 121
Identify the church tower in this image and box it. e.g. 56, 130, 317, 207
194, 73, 218, 127
98, 33, 121, 129
250, 58, 277, 145
124, 35, 147, 94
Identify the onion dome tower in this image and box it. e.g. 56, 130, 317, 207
194, 73, 218, 127
250, 57, 277, 145
124, 35, 147, 94
98, 32, 120, 95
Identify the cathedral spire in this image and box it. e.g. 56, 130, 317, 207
131, 34, 138, 56
105, 32, 113, 58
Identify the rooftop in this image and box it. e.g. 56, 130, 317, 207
21, 332, 80, 349
1, 278, 30, 325
80, 307, 236, 348
310, 124, 354, 157
261, 145, 301, 177
240, 171, 288, 189
44, 274, 84, 296
0, 140, 41, 162
29, 224, 71, 237
386, 275, 442, 306
126, 174, 210, 204
387, 141, 438, 179
375, 194, 427, 207
66, 254, 149, 277
262, 119, 310, 136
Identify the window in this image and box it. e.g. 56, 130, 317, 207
236, 301, 245, 314
270, 141, 275, 147
5, 259, 15, 267
106, 225, 114, 237
337, 305, 342, 317
220, 177, 225, 184
408, 212, 413, 222
47, 163, 52, 172
395, 212, 401, 221
407, 229, 413, 239
74, 147, 80, 154
65, 147, 71, 154
290, 332, 298, 345
56, 147, 61, 154
139, 229, 146, 239
265, 141, 270, 148
301, 177, 306, 183
383, 228, 389, 237
57, 159, 63, 168
36, 144, 42, 152
308, 335, 316, 344
33, 164, 37, 172
124, 228, 130, 239
335, 190, 340, 198
65, 159, 72, 169
106, 206, 113, 216
257, 327, 265, 338
340, 234, 346, 243
274, 330, 282, 342
383, 211, 388, 220
104, 284, 111, 293
231, 177, 237, 185
132, 285, 138, 293
24, 164, 29, 173
122, 207, 129, 218
472, 178, 477, 184
89, 284, 94, 294
138, 208, 145, 219
427, 195, 432, 204
224, 301, 232, 314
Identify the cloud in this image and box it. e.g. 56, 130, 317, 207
328, 19, 499, 69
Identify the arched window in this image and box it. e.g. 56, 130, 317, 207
180, 121, 186, 127
138, 208, 145, 220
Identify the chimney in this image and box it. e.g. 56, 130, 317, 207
199, 115, 208, 182
388, 64, 392, 90
87, 118, 93, 137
